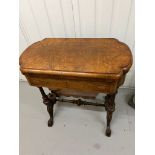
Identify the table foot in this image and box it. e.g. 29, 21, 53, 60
106, 126, 111, 137
105, 92, 117, 137
38, 87, 56, 127
48, 118, 53, 127
47, 104, 54, 127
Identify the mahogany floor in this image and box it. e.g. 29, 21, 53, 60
20, 81, 135, 155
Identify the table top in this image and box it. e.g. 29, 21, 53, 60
20, 38, 132, 80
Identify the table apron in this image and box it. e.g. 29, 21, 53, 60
25, 74, 119, 93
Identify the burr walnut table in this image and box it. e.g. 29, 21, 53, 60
19, 38, 132, 137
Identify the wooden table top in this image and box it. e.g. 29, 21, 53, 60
20, 38, 132, 80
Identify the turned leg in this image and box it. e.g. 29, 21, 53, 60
105, 92, 117, 137
38, 87, 57, 127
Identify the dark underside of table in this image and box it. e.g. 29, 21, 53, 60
20, 38, 132, 137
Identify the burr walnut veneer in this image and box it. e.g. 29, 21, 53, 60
20, 38, 132, 137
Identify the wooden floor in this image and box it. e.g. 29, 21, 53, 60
19, 82, 135, 155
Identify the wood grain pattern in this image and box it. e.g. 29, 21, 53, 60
20, 38, 132, 78
26, 75, 118, 93
20, 38, 132, 93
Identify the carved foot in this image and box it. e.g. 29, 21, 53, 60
47, 104, 54, 127
105, 92, 117, 137
106, 126, 111, 137
48, 118, 53, 127
38, 87, 56, 127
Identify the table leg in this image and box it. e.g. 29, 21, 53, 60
105, 92, 117, 137
38, 87, 57, 127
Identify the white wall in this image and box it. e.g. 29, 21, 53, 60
19, 0, 135, 88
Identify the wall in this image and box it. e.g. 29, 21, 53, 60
19, 0, 135, 88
